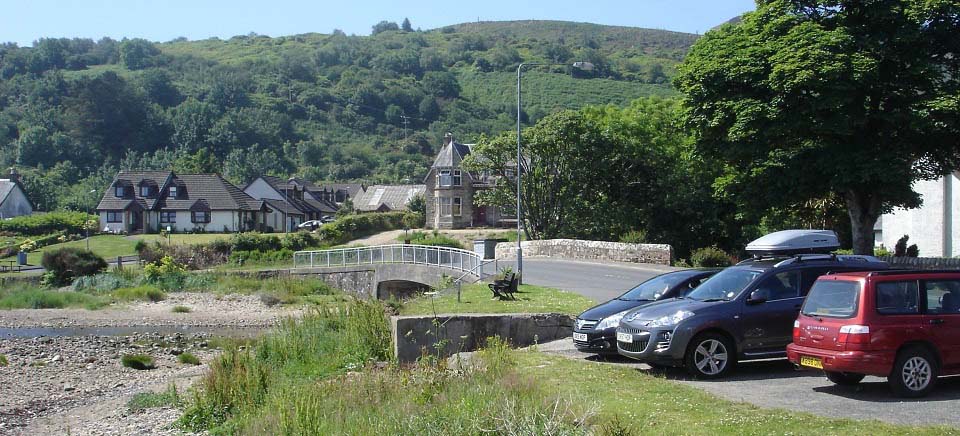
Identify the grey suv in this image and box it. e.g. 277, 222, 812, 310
616, 254, 888, 378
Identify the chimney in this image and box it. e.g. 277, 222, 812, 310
443, 132, 454, 147
7, 167, 20, 183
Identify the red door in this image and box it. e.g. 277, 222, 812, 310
473, 205, 486, 226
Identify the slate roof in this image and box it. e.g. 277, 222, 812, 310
431, 141, 472, 168
0, 180, 17, 206
98, 171, 262, 212
304, 198, 339, 214
311, 183, 366, 199
246, 176, 338, 216
353, 184, 425, 212
263, 199, 305, 216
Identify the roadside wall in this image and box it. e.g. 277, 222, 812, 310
495, 239, 672, 265
879, 256, 960, 270
391, 313, 573, 363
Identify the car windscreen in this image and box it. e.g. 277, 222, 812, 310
801, 280, 860, 318
686, 267, 763, 301
619, 273, 693, 301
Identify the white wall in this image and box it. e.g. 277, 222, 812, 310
0, 185, 33, 218
99, 211, 126, 233
244, 179, 284, 201
881, 175, 959, 257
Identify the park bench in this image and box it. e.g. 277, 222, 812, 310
489, 273, 518, 300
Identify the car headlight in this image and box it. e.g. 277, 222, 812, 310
596, 310, 630, 330
645, 310, 694, 328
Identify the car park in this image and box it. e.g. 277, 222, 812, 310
616, 230, 889, 378
573, 269, 718, 355
788, 270, 960, 397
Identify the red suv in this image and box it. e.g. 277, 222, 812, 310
787, 270, 960, 397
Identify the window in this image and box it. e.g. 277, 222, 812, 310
140, 186, 151, 197
106, 211, 122, 223
802, 280, 861, 318
169, 186, 178, 197
114, 186, 125, 197
452, 197, 462, 216
925, 280, 960, 314
876, 281, 920, 315
452, 170, 462, 186
755, 270, 801, 300
438, 197, 452, 217
160, 211, 176, 223
191, 211, 211, 223
438, 169, 452, 187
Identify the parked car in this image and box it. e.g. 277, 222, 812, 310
320, 215, 336, 224
616, 230, 889, 378
298, 220, 323, 230
573, 269, 718, 355
788, 270, 960, 397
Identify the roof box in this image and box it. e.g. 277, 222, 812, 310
746, 230, 840, 255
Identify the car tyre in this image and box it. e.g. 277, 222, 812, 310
889, 346, 938, 398
684, 332, 736, 379
825, 371, 865, 386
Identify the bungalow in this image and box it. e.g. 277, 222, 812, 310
0, 168, 32, 218
353, 184, 425, 213
243, 176, 339, 232
96, 171, 269, 234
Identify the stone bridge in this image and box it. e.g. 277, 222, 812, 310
291, 245, 493, 299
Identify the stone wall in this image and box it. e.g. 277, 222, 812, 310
391, 313, 574, 363
290, 268, 377, 299
495, 239, 673, 265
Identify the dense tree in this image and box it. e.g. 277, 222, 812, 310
371, 21, 400, 35
675, 0, 960, 254
402, 18, 413, 33
119, 38, 160, 70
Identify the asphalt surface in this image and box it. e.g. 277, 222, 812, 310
504, 257, 678, 302
517, 257, 960, 427
538, 338, 960, 427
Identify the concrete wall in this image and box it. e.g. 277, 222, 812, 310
495, 239, 673, 265
391, 313, 574, 363
291, 263, 482, 299
244, 178, 284, 201
882, 173, 959, 257
0, 184, 32, 218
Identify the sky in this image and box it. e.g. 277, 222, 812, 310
1, 0, 756, 46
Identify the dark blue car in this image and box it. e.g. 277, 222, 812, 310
573, 269, 717, 355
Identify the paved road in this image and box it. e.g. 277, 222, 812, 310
500, 257, 677, 302
538, 338, 960, 427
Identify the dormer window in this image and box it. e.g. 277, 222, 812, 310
169, 186, 178, 198
115, 186, 125, 197
140, 186, 151, 197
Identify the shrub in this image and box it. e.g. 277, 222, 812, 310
0, 211, 94, 236
619, 230, 647, 244
178, 353, 201, 365
906, 244, 919, 258
402, 211, 425, 230
134, 239, 147, 254
231, 232, 282, 252
72, 271, 136, 293
143, 256, 188, 290
127, 384, 181, 411
113, 285, 166, 302
259, 293, 281, 307
281, 232, 319, 251
317, 212, 408, 246
172, 305, 192, 313
228, 249, 294, 264
0, 354, 8, 366
121, 354, 156, 370
41, 247, 108, 286
689, 246, 732, 268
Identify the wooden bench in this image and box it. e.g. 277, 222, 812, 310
489, 273, 518, 300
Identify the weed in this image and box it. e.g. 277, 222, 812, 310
127, 384, 181, 411
113, 285, 166, 303
0, 354, 8, 366
172, 305, 192, 313
0, 286, 106, 310
121, 354, 156, 370
178, 353, 201, 365
259, 293, 281, 307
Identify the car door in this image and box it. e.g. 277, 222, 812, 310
740, 270, 802, 354
922, 279, 960, 372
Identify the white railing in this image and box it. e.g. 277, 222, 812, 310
294, 244, 488, 277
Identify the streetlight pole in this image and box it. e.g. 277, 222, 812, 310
515, 61, 593, 285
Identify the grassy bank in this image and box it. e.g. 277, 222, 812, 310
399, 283, 594, 316
179, 299, 955, 435
2, 235, 137, 265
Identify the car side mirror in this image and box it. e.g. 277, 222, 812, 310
747, 289, 770, 305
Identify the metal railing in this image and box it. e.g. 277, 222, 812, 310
293, 244, 488, 277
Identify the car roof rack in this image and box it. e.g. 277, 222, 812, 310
745, 229, 840, 256
867, 269, 960, 277
736, 253, 885, 267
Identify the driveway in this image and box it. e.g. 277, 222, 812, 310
508, 257, 677, 302
538, 339, 960, 427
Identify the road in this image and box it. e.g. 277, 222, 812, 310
502, 257, 677, 302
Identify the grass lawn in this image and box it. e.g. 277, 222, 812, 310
131, 233, 232, 245
2, 235, 137, 265
399, 283, 594, 316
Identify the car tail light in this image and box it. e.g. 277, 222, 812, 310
838, 325, 870, 345
792, 320, 800, 342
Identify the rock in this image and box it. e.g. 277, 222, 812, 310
51, 355, 62, 363
63, 385, 75, 392
170, 348, 183, 356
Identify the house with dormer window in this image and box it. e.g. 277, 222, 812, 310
423, 133, 512, 229
96, 171, 270, 234
243, 176, 339, 232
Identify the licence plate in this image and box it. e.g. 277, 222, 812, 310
572, 332, 588, 342
800, 356, 823, 369
616, 332, 633, 343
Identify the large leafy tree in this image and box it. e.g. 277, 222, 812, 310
675, 0, 959, 254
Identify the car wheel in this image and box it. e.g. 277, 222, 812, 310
825, 371, 865, 386
684, 333, 736, 379
889, 347, 938, 398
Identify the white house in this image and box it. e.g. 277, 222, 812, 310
0, 168, 33, 218
881, 172, 959, 257
243, 176, 339, 232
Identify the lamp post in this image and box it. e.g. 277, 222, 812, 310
86, 189, 98, 251
515, 61, 594, 284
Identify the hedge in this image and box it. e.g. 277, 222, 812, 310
0, 212, 95, 236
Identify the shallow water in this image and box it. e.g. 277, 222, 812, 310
0, 325, 268, 339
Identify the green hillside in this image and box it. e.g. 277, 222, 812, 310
0, 20, 697, 212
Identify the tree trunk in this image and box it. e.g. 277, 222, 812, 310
844, 189, 882, 255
